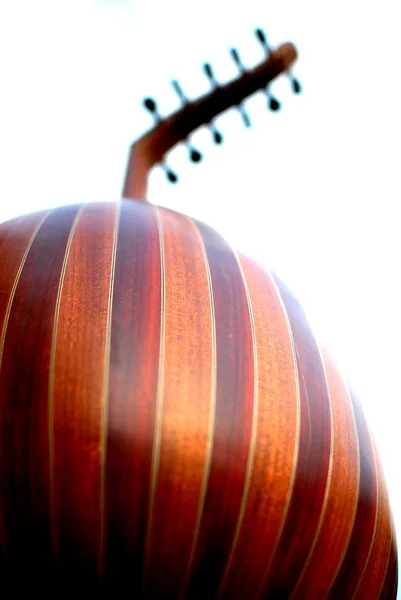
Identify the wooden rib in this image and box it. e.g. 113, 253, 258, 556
288, 345, 334, 599
379, 528, 398, 599
141, 206, 166, 593
390, 564, 398, 600
0, 205, 83, 591
289, 348, 360, 600
349, 441, 379, 598
351, 445, 394, 598
48, 205, 85, 561
180, 218, 217, 599
327, 388, 379, 599
213, 259, 300, 600
215, 251, 259, 600
51, 202, 118, 587
142, 210, 215, 598
377, 528, 393, 599
387, 539, 398, 600
0, 210, 53, 571
321, 389, 360, 599
0, 211, 50, 370
98, 201, 121, 577
102, 200, 162, 595
258, 274, 332, 598
183, 221, 255, 599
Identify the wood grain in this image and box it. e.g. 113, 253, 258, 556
0, 206, 77, 589
327, 388, 379, 599
352, 446, 393, 599
0, 200, 397, 598
216, 256, 300, 600
183, 220, 255, 599
142, 209, 215, 598
50, 202, 118, 588
103, 200, 162, 595
258, 274, 332, 599
290, 348, 360, 600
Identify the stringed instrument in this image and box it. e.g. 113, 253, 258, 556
0, 29, 397, 599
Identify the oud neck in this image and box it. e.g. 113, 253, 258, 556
122, 40, 299, 201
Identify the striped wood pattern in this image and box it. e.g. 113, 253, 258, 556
0, 200, 397, 598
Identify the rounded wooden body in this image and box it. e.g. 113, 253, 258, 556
0, 200, 397, 598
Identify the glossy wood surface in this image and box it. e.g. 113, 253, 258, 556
0, 200, 397, 598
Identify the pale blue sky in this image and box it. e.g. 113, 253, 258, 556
1, 0, 400, 582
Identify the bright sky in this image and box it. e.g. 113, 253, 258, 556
1, 0, 400, 579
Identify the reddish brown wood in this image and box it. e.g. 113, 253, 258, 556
51, 203, 118, 586
259, 275, 332, 599
0, 206, 79, 589
104, 201, 162, 595
0, 200, 397, 598
0, 211, 50, 340
214, 256, 299, 599
183, 219, 255, 599
141, 209, 215, 599
327, 389, 379, 599
380, 529, 398, 599
353, 450, 393, 599
290, 348, 360, 599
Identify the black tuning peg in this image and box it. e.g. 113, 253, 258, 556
143, 97, 161, 122
171, 79, 188, 104
187, 143, 202, 163
211, 124, 223, 144
255, 28, 271, 54
166, 170, 178, 183
267, 91, 281, 112
203, 62, 218, 88
143, 97, 157, 112
230, 47, 246, 73
163, 163, 178, 184
238, 104, 251, 128
290, 76, 302, 94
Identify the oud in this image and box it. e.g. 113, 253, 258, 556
0, 29, 397, 598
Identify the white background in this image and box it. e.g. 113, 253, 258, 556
1, 0, 400, 587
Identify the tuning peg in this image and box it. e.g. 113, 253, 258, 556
143, 97, 161, 122
143, 97, 157, 112
166, 169, 178, 183
163, 163, 178, 184
211, 123, 223, 144
238, 104, 251, 128
266, 91, 281, 111
187, 143, 202, 163
230, 47, 246, 73
255, 28, 271, 54
171, 79, 188, 104
203, 62, 218, 88
290, 76, 302, 94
